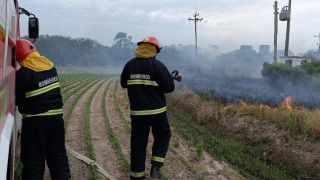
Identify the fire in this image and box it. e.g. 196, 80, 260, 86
282, 96, 294, 111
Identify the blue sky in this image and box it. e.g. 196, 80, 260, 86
19, 0, 320, 53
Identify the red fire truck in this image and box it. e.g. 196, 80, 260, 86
0, 0, 38, 179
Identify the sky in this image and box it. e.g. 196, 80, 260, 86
19, 0, 320, 54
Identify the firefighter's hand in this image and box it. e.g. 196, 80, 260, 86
171, 70, 182, 82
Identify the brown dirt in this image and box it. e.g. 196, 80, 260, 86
65, 80, 105, 180
90, 79, 127, 179
115, 81, 244, 179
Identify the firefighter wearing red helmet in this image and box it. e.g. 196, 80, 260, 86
15, 39, 70, 180
121, 36, 177, 179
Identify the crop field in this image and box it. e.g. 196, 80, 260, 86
51, 70, 244, 180
15, 70, 319, 180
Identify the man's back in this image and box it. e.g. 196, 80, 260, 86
16, 66, 63, 115
121, 57, 174, 116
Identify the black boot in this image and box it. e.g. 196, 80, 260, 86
150, 165, 162, 179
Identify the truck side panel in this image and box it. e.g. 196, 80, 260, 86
0, 0, 18, 179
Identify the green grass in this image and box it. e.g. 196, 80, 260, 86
102, 79, 130, 171
62, 79, 98, 102
60, 79, 82, 89
83, 80, 106, 180
61, 80, 84, 93
63, 80, 100, 127
168, 107, 295, 180
14, 162, 23, 180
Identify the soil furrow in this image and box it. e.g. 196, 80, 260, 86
90, 79, 128, 179
105, 80, 131, 160
65, 79, 105, 180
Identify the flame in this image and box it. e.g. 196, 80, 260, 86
282, 96, 294, 111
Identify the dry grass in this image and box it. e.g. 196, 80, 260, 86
168, 87, 320, 179
305, 110, 320, 137
170, 87, 320, 139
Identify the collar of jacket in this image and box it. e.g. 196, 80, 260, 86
135, 43, 157, 58
20, 52, 54, 72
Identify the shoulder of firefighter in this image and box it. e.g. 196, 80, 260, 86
120, 57, 175, 117
15, 66, 63, 117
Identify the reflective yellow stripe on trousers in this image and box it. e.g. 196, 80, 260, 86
25, 82, 60, 98
24, 109, 63, 118
131, 106, 167, 116
151, 156, 165, 163
127, 80, 158, 86
130, 171, 145, 178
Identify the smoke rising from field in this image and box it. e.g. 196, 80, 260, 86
35, 34, 320, 107
161, 45, 320, 107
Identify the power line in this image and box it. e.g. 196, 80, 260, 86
188, 12, 203, 56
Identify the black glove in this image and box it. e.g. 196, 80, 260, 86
171, 70, 182, 82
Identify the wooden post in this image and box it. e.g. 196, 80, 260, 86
188, 12, 203, 56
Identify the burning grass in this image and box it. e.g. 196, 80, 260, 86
168, 87, 320, 179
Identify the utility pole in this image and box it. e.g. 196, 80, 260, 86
284, 0, 292, 57
315, 33, 320, 52
188, 12, 203, 55
274, 1, 279, 63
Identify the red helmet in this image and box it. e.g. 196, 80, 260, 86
16, 39, 37, 63
137, 36, 161, 53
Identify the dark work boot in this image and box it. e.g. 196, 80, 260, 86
150, 165, 162, 179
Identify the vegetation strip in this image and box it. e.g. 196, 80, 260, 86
168, 106, 294, 180
83, 79, 107, 179
61, 80, 84, 93
62, 79, 98, 102
63, 80, 100, 127
60, 79, 82, 90
102, 79, 131, 171
113, 80, 131, 132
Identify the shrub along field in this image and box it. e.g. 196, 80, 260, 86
168, 87, 320, 179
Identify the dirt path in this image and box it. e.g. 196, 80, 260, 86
115, 81, 245, 180
90, 79, 128, 179
65, 79, 105, 180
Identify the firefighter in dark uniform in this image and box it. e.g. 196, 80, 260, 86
121, 36, 181, 179
15, 39, 70, 180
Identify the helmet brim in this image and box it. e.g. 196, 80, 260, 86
137, 41, 160, 53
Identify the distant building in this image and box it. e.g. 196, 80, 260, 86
240, 45, 253, 52
259, 45, 270, 55
278, 56, 311, 67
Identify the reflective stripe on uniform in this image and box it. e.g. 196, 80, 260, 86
130, 171, 145, 178
130, 106, 167, 116
24, 109, 63, 118
25, 82, 60, 98
151, 156, 165, 163
127, 80, 158, 86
